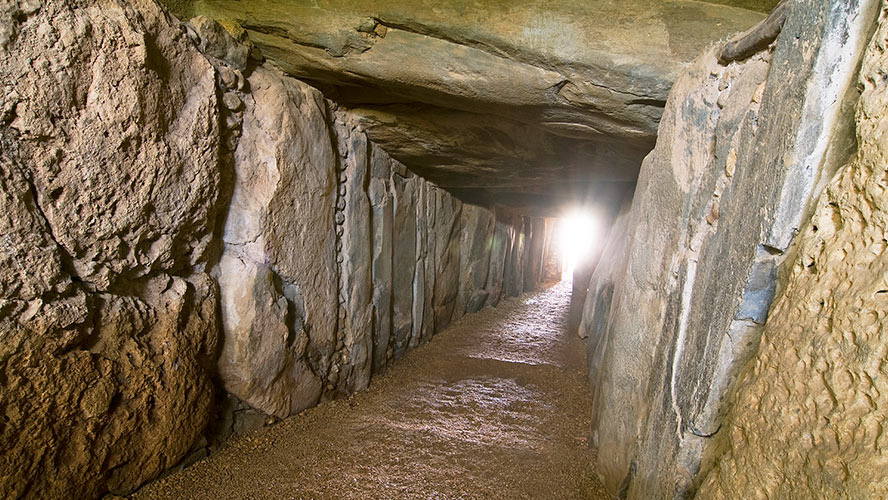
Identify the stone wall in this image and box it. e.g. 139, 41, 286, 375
696, 4, 888, 497
577, 197, 633, 430
0, 1, 555, 497
213, 68, 554, 419
0, 1, 223, 497
577, 0, 881, 498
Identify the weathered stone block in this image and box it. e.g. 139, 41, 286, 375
215, 65, 337, 418
581, 1, 881, 497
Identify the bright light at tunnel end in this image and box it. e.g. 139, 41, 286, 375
558, 209, 600, 280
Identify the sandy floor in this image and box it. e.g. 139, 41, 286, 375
132, 280, 609, 500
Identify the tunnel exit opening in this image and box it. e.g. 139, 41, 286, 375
556, 209, 601, 281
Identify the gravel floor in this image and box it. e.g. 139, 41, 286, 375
131, 280, 610, 500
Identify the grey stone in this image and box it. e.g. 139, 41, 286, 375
416, 179, 438, 345
580, 0, 880, 497
458, 204, 495, 315
369, 146, 394, 375
334, 113, 374, 393
432, 189, 463, 332
214, 65, 337, 418
483, 214, 511, 308
391, 172, 417, 360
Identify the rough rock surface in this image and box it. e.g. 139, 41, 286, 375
161, 0, 767, 211
214, 65, 336, 418
577, 0, 880, 498
0, 2, 561, 497
697, 5, 888, 497
333, 114, 375, 395
0, 0, 222, 496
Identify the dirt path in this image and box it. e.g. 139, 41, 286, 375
133, 281, 609, 500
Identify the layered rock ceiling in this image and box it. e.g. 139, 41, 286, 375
164, 0, 770, 213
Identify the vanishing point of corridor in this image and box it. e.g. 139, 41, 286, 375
133, 281, 608, 500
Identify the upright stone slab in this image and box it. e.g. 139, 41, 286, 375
582, 0, 880, 497
411, 179, 429, 347
418, 180, 438, 344
484, 211, 511, 307
215, 65, 337, 418
524, 216, 550, 291
369, 145, 394, 375
458, 204, 495, 314
432, 188, 463, 331
391, 167, 417, 360
579, 199, 633, 428
698, 8, 888, 495
333, 114, 373, 393
500, 212, 521, 298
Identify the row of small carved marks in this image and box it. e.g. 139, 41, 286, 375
327, 122, 350, 395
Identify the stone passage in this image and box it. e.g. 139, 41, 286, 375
8, 1, 888, 498
132, 281, 608, 500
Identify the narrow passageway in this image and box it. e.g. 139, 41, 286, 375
133, 281, 609, 500
8, 2, 885, 498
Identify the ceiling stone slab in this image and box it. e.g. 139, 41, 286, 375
166, 0, 769, 209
